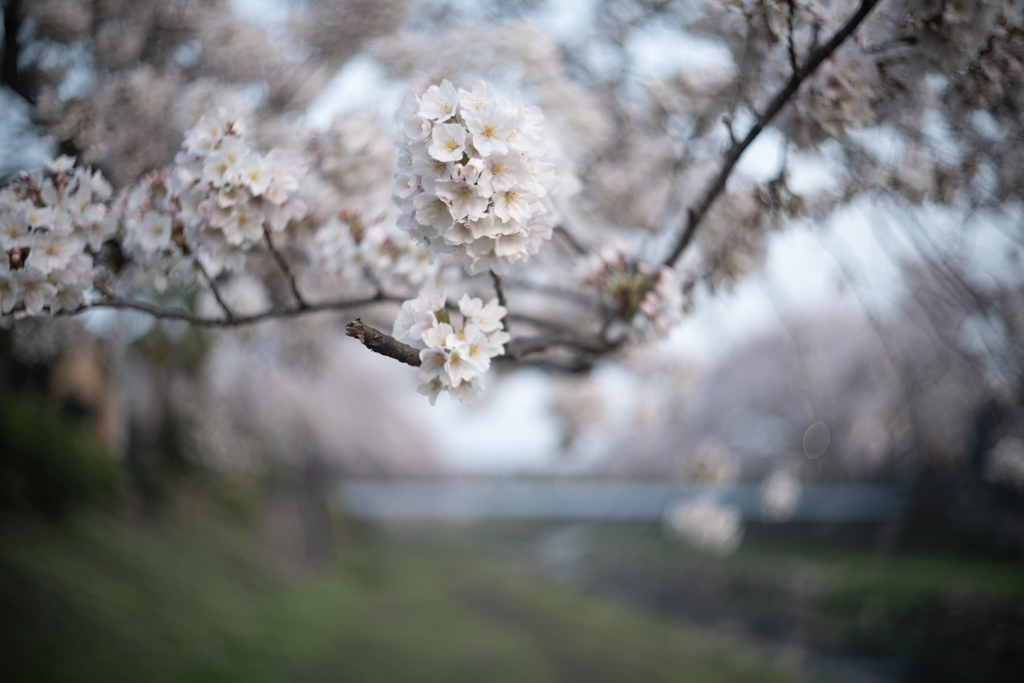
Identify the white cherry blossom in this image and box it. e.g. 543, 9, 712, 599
418, 79, 459, 122
428, 123, 468, 162
393, 80, 559, 276
464, 102, 516, 157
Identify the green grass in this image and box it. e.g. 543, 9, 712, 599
579, 525, 1024, 661
588, 526, 1024, 605
0, 513, 812, 683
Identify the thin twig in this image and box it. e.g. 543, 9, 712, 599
263, 224, 308, 308
662, 0, 881, 268
723, 114, 738, 147
182, 228, 236, 320
787, 0, 802, 78
553, 225, 588, 255
490, 269, 508, 332
345, 318, 421, 367
66, 292, 394, 327
503, 333, 609, 361
194, 257, 237, 321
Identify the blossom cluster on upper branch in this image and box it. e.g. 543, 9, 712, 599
392, 80, 559, 276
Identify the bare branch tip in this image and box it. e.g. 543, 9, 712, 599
346, 318, 367, 343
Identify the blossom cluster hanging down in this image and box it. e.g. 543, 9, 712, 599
0, 155, 111, 316
170, 109, 307, 275
393, 287, 509, 405
392, 80, 558, 275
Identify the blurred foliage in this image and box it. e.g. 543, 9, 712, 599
0, 387, 120, 516
132, 322, 209, 377
130, 288, 211, 376
0, 512, 810, 683
568, 525, 1024, 681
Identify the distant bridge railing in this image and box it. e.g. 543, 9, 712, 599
339, 482, 907, 522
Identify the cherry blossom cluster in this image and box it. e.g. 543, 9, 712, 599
392, 80, 558, 275
170, 109, 308, 274
664, 495, 744, 557
105, 169, 205, 294
578, 244, 686, 339
392, 287, 509, 405
0, 155, 111, 317
313, 209, 436, 289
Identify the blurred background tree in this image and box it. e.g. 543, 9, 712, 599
2, 1, 1024, 681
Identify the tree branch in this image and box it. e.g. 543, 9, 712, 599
662, 0, 881, 268
66, 292, 392, 327
263, 224, 309, 308
490, 269, 508, 332
503, 332, 609, 360
345, 318, 421, 367
194, 257, 237, 321
342, 317, 613, 371
787, 0, 802, 78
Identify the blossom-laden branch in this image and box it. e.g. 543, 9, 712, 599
346, 318, 611, 371
662, 0, 882, 268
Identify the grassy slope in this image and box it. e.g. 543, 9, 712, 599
0, 514, 809, 683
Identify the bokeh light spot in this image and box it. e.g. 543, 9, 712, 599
803, 421, 830, 459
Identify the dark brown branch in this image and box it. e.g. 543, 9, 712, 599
723, 114, 737, 146
662, 0, 881, 268
787, 0, 802, 78
263, 224, 308, 308
345, 318, 421, 367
